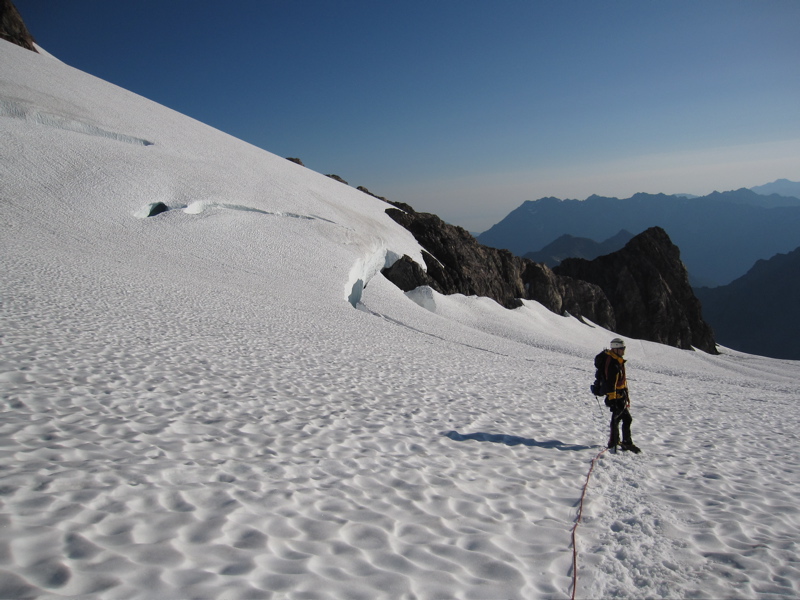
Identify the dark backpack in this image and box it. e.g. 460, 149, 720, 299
591, 351, 612, 396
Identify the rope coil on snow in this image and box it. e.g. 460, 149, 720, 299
570, 446, 608, 600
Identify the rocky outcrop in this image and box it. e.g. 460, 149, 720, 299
357, 186, 389, 203
383, 205, 716, 353
554, 227, 717, 353
1, 0, 36, 52
294, 168, 716, 352
521, 261, 615, 327
325, 174, 349, 185
382, 206, 614, 327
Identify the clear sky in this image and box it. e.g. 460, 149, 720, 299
13, 0, 800, 232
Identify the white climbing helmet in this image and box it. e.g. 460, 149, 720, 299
610, 337, 626, 349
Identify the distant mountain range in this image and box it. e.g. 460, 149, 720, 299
750, 178, 800, 199
523, 230, 634, 267
477, 184, 800, 286
696, 247, 800, 360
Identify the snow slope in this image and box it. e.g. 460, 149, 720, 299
2, 39, 800, 599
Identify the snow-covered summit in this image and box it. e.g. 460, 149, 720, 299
2, 39, 800, 599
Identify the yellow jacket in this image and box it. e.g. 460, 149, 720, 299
603, 350, 627, 400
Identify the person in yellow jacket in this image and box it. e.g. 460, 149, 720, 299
599, 338, 641, 453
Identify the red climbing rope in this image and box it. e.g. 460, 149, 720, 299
570, 446, 608, 600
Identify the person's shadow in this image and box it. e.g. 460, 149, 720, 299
442, 430, 597, 451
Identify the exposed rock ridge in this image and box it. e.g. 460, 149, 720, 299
382, 206, 614, 328
1, 0, 37, 52
554, 227, 717, 353
383, 205, 717, 353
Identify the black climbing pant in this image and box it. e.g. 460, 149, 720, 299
608, 393, 633, 446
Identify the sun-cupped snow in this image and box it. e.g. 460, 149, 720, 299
2, 39, 800, 600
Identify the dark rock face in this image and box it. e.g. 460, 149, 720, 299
387, 208, 524, 309
383, 207, 614, 327
521, 261, 615, 327
286, 157, 305, 166
1, 0, 37, 52
554, 227, 717, 353
382, 253, 437, 293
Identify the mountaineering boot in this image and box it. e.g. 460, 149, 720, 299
620, 442, 641, 454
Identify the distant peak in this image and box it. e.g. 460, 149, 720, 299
527, 197, 563, 204
630, 192, 673, 201
585, 194, 617, 201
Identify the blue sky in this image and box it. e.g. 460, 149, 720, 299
14, 0, 800, 232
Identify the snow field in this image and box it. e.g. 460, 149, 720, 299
2, 39, 800, 599
0, 280, 594, 598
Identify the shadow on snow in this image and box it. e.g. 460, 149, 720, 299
442, 430, 597, 452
